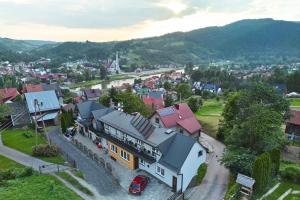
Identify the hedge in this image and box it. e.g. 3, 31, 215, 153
197, 163, 208, 185
32, 144, 59, 157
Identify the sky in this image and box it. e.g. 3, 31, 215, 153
0, 0, 299, 42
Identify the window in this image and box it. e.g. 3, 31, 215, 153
155, 117, 160, 124
198, 150, 203, 157
179, 129, 183, 134
140, 159, 145, 166
110, 144, 118, 153
120, 150, 130, 161
137, 139, 144, 146
156, 166, 165, 177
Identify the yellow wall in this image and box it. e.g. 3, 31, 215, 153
108, 141, 136, 170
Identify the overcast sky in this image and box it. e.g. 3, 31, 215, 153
0, 0, 299, 42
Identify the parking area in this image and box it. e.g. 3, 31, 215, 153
72, 133, 174, 200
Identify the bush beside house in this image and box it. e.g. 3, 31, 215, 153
197, 163, 208, 185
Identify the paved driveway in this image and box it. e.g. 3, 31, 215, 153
48, 128, 173, 200
185, 132, 229, 200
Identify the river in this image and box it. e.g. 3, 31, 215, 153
90, 68, 184, 90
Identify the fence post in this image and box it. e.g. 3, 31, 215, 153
57, 165, 60, 173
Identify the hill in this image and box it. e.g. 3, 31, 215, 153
2, 18, 300, 64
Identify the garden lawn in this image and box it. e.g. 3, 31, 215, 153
263, 182, 300, 200
196, 99, 224, 116
0, 175, 82, 200
289, 98, 300, 107
2, 129, 65, 165
195, 99, 224, 138
0, 155, 25, 171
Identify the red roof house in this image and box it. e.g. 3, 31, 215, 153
23, 84, 43, 93
150, 103, 202, 138
286, 110, 300, 137
143, 97, 164, 110
0, 88, 20, 104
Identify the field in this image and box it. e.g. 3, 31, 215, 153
260, 182, 300, 200
195, 99, 224, 138
2, 129, 65, 164
289, 98, 300, 107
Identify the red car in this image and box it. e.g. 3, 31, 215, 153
128, 175, 149, 195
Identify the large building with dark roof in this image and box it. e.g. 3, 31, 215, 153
82, 109, 206, 193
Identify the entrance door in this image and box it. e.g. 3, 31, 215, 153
134, 157, 139, 169
172, 176, 177, 192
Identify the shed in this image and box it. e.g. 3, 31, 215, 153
236, 173, 255, 196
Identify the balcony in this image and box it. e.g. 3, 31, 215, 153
89, 127, 156, 164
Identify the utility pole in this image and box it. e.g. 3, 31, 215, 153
34, 99, 38, 147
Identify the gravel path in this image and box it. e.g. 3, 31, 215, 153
185, 132, 229, 200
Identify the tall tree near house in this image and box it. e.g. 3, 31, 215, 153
185, 62, 194, 75
0, 103, 11, 122
220, 83, 289, 175
252, 153, 272, 193
164, 95, 174, 107
176, 83, 192, 100
60, 115, 67, 133
163, 81, 172, 91
100, 65, 108, 80
188, 97, 203, 112
270, 149, 281, 176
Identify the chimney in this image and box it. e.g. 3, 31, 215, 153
174, 104, 180, 110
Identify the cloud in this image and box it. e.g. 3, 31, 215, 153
0, 0, 299, 41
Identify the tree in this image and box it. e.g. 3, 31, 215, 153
60, 115, 67, 133
270, 149, 280, 176
99, 95, 110, 107
252, 153, 272, 193
164, 95, 174, 107
0, 104, 11, 122
163, 82, 172, 91
188, 97, 203, 112
185, 62, 194, 75
220, 83, 289, 174
176, 83, 192, 100
100, 66, 108, 80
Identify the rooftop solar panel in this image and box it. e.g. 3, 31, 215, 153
158, 107, 175, 116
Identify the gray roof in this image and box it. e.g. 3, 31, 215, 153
25, 90, 60, 113
8, 102, 31, 126
148, 91, 164, 99
158, 133, 196, 173
83, 89, 101, 99
92, 108, 114, 120
76, 101, 105, 119
42, 83, 62, 97
100, 110, 153, 143
236, 173, 255, 188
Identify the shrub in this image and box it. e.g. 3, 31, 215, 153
32, 144, 59, 157
23, 132, 33, 138
18, 167, 34, 178
197, 163, 208, 184
270, 149, 280, 176
224, 183, 240, 200
280, 166, 300, 183
0, 169, 17, 180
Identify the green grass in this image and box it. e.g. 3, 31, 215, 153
0, 175, 82, 200
195, 99, 224, 138
57, 172, 93, 196
0, 155, 25, 171
196, 99, 224, 116
197, 115, 222, 138
2, 129, 65, 165
73, 170, 85, 180
289, 98, 300, 107
263, 182, 300, 200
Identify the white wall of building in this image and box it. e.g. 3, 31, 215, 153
180, 143, 207, 191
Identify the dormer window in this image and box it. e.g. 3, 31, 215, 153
155, 117, 159, 124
